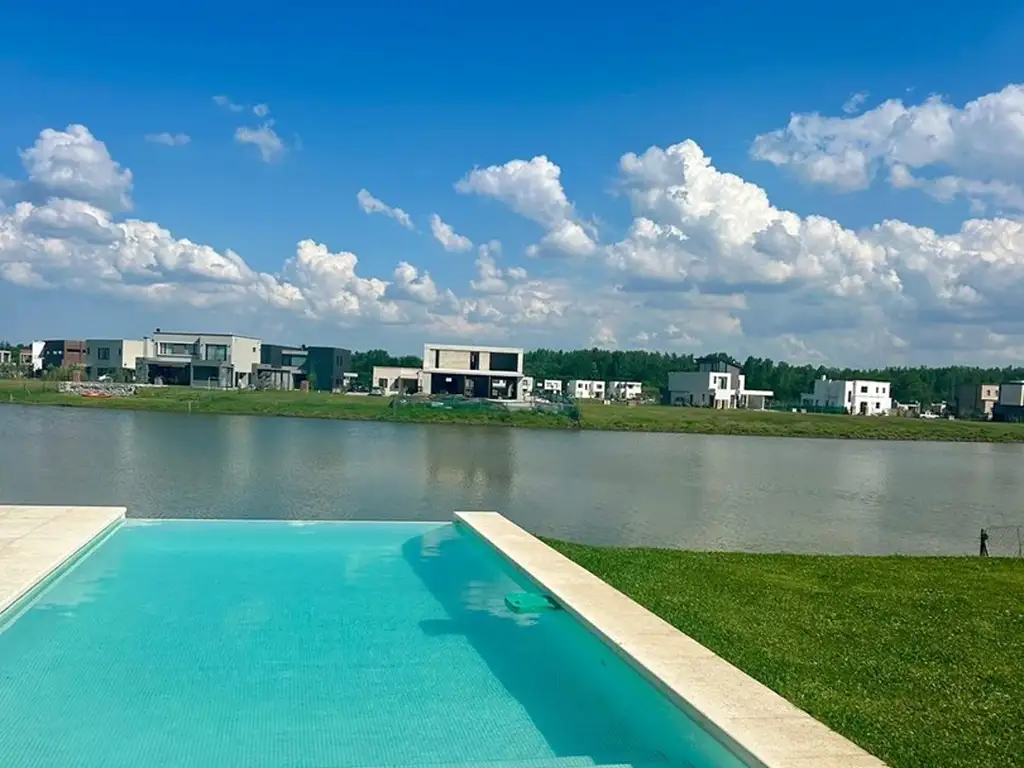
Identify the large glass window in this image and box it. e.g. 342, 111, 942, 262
97, 347, 110, 360
158, 342, 193, 356
204, 344, 228, 362
489, 352, 519, 372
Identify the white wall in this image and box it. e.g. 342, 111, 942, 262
804, 378, 891, 414
373, 366, 423, 394
568, 380, 606, 399
608, 381, 642, 400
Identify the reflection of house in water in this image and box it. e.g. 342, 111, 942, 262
424, 426, 514, 494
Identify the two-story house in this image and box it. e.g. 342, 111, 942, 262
420, 343, 525, 400
137, 331, 261, 388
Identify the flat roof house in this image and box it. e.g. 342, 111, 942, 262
955, 383, 1000, 419
137, 331, 261, 389
802, 376, 891, 416
668, 358, 773, 410
84, 339, 149, 381
568, 380, 606, 400
608, 380, 643, 400
373, 366, 422, 395
420, 343, 524, 400
38, 339, 87, 372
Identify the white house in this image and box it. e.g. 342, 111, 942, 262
420, 343, 525, 400
802, 376, 892, 415
608, 381, 643, 400
542, 379, 563, 395
667, 359, 773, 409
137, 331, 261, 388
568, 380, 606, 400
519, 376, 535, 401
372, 366, 422, 395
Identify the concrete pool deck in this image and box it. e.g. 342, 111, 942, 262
0, 505, 125, 617
456, 511, 890, 768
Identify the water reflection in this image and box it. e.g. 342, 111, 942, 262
2, 404, 1023, 555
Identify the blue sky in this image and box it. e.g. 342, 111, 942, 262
2, 1, 1024, 364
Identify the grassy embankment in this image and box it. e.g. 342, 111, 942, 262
2, 379, 1024, 441
548, 541, 1024, 768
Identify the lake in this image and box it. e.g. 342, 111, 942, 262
1, 404, 1021, 555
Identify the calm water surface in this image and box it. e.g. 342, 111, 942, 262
1, 404, 1021, 555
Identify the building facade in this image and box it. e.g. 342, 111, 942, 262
420, 343, 524, 400
955, 383, 1000, 419
372, 366, 422, 395
568, 380, 606, 400
608, 381, 643, 400
667, 359, 773, 409
541, 379, 563, 395
999, 381, 1024, 407
84, 339, 149, 380
38, 339, 87, 372
305, 347, 351, 392
802, 377, 892, 415
256, 344, 309, 390
137, 332, 262, 388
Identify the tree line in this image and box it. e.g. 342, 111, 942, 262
522, 348, 1024, 405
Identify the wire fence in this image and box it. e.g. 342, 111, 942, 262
980, 526, 1024, 557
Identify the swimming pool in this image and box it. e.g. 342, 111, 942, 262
0, 519, 746, 768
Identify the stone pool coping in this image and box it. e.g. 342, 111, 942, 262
0, 505, 126, 618
455, 511, 889, 768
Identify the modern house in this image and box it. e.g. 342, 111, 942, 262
18, 348, 32, 368
608, 381, 643, 400
541, 380, 563, 395
520, 376, 535, 401
373, 366, 422, 395
955, 383, 1000, 419
305, 347, 352, 392
38, 339, 87, 372
84, 339, 149, 381
993, 381, 1024, 422
255, 344, 308, 390
801, 376, 891, 415
256, 344, 351, 392
568, 380, 606, 400
420, 343, 525, 400
667, 359, 773, 409
0, 350, 10, 365
136, 331, 262, 388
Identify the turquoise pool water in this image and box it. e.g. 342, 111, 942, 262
0, 521, 744, 768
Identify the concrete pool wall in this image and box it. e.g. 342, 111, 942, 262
456, 510, 890, 768
0, 505, 125, 618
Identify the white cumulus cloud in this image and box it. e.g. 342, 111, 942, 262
456, 155, 596, 257
751, 83, 1024, 210
356, 189, 414, 230
429, 213, 472, 252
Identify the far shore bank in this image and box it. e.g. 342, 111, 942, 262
3, 381, 1024, 442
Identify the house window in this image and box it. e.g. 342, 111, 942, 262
97, 347, 110, 360
204, 344, 228, 362
847, 391, 852, 402
158, 342, 193, 356
860, 385, 868, 393
470, 351, 480, 370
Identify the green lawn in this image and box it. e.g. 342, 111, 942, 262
547, 541, 1024, 768
3, 380, 1024, 441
